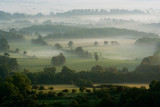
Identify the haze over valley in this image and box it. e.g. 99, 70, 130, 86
1, 0, 160, 106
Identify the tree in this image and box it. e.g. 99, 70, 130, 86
90, 65, 104, 72
0, 73, 38, 106
57, 92, 65, 97
6, 73, 32, 96
43, 67, 56, 74
15, 48, 20, 53
104, 41, 108, 46
68, 41, 73, 48
39, 85, 45, 90
75, 47, 91, 58
149, 80, 160, 91
94, 41, 98, 46
48, 87, 54, 90
0, 55, 18, 70
79, 87, 86, 93
3, 52, 10, 57
0, 38, 10, 51
23, 51, 27, 55
111, 41, 119, 45
71, 100, 79, 107
8, 58, 18, 70
76, 95, 88, 103
72, 89, 76, 93
98, 93, 114, 107
0, 81, 20, 102
94, 52, 99, 61
55, 43, 63, 49
62, 89, 69, 93
32, 85, 39, 89
75, 78, 93, 87
31, 35, 48, 45
51, 53, 66, 66
0, 65, 10, 79
86, 89, 91, 93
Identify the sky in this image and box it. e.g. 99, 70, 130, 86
0, 0, 160, 14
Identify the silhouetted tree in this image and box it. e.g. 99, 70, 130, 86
104, 41, 109, 46
3, 52, 10, 57
55, 43, 63, 49
31, 35, 48, 45
23, 51, 27, 55
0, 38, 10, 51
94, 41, 98, 46
51, 53, 66, 66
68, 41, 73, 48
79, 87, 86, 93
15, 48, 20, 53
111, 41, 119, 45
94, 52, 99, 61
75, 78, 93, 87
90, 65, 104, 72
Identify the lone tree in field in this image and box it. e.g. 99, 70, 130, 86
31, 35, 48, 46
55, 43, 63, 50
94, 52, 99, 61
51, 53, 66, 66
111, 41, 119, 45
94, 41, 98, 46
4, 52, 10, 57
23, 51, 27, 55
15, 48, 20, 53
104, 41, 108, 46
75, 47, 92, 58
0, 38, 10, 51
68, 41, 73, 48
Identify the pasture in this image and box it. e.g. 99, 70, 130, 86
17, 58, 140, 72
2, 38, 155, 72
34, 83, 149, 93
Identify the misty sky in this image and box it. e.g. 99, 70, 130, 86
0, 0, 160, 14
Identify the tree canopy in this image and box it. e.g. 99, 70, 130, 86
0, 38, 10, 51
51, 53, 66, 66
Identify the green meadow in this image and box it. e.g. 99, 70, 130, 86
2, 38, 149, 72
17, 58, 139, 72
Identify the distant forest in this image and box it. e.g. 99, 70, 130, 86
21, 25, 159, 39
0, 9, 145, 20
0, 30, 24, 41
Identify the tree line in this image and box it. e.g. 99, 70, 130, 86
1, 71, 160, 106
20, 64, 160, 85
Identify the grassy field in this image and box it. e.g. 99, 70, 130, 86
35, 83, 149, 93
3, 38, 154, 72
17, 58, 140, 72
36, 83, 149, 105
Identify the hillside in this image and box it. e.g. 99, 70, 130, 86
21, 25, 159, 39
21, 25, 81, 34
0, 30, 24, 41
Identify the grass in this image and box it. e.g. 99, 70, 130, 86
116, 83, 149, 89
3, 38, 152, 72
36, 83, 148, 105
36, 84, 79, 93
17, 58, 140, 72
38, 99, 73, 105
17, 58, 51, 72
35, 83, 149, 93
